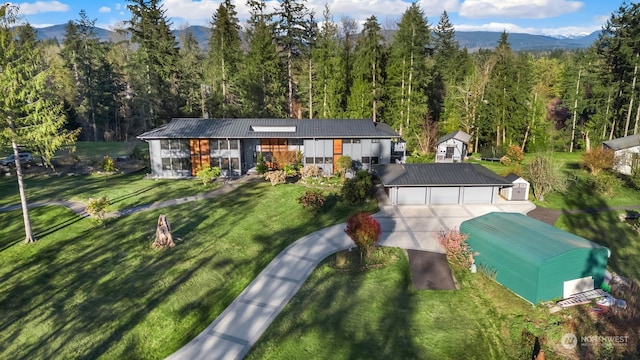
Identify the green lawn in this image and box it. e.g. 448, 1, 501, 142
0, 172, 211, 211
0, 181, 377, 359
247, 254, 552, 360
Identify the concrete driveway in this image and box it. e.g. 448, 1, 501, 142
373, 199, 536, 253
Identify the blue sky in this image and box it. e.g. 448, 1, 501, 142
11, 0, 625, 36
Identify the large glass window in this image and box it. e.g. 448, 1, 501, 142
231, 158, 239, 170
219, 139, 229, 150
222, 158, 230, 170
211, 157, 220, 168
210, 140, 219, 150
160, 139, 170, 150
229, 140, 239, 150
305, 157, 314, 164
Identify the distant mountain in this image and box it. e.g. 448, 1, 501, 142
34, 24, 601, 52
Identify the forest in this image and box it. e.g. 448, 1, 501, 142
4, 0, 640, 157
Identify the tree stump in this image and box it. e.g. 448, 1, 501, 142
153, 215, 175, 248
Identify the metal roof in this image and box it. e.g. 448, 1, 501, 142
137, 118, 400, 139
603, 134, 640, 151
373, 163, 513, 187
436, 130, 471, 145
461, 212, 610, 264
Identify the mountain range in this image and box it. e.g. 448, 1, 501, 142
34, 24, 601, 52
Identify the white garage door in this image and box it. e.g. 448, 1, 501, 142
397, 187, 427, 204
430, 187, 460, 204
463, 187, 495, 204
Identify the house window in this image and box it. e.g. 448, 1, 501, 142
352, 139, 361, 144
446, 146, 455, 159
211, 158, 220, 168
231, 158, 239, 170
161, 139, 188, 151
371, 139, 380, 143
221, 158, 230, 170
362, 157, 370, 164
305, 157, 314, 164
342, 139, 352, 143
371, 157, 379, 164
160, 139, 170, 150
315, 157, 323, 164
210, 140, 219, 150
219, 139, 229, 150
162, 157, 190, 171
325, 157, 333, 164
229, 140, 239, 150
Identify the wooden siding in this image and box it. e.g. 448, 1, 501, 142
190, 139, 210, 176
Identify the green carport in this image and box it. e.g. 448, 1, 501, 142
460, 212, 610, 304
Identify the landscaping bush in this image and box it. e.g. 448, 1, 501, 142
196, 164, 221, 186
86, 196, 110, 225
591, 172, 622, 197
263, 170, 286, 186
344, 212, 381, 261
273, 150, 301, 170
500, 145, 525, 165
437, 229, 472, 268
335, 155, 353, 178
283, 164, 298, 177
101, 155, 117, 172
297, 190, 325, 212
525, 154, 567, 201
341, 170, 374, 204
404, 153, 435, 163
300, 164, 321, 178
256, 153, 268, 174
581, 146, 615, 175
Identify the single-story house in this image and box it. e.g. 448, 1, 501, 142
373, 163, 513, 205
500, 173, 530, 201
137, 118, 403, 178
435, 130, 471, 163
603, 134, 640, 175
461, 212, 610, 304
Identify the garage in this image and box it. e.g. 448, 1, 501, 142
374, 163, 512, 205
461, 212, 610, 303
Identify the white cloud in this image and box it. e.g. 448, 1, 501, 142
459, 0, 584, 19
160, 0, 459, 29
14, 0, 69, 15
99, 6, 111, 14
454, 21, 599, 36
115, 3, 121, 11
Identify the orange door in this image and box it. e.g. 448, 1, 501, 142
333, 139, 342, 173
190, 139, 210, 176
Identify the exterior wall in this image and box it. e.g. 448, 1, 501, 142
210, 139, 242, 177
614, 147, 640, 175
149, 140, 163, 177
303, 139, 334, 175
389, 185, 500, 205
435, 139, 467, 163
242, 139, 257, 172
462, 187, 497, 204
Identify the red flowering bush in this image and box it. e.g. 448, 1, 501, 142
437, 229, 472, 267
345, 212, 381, 260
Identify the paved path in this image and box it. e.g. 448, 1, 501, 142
168, 192, 535, 360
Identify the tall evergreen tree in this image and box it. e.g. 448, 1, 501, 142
61, 10, 115, 142
275, 0, 309, 118
339, 17, 358, 112
239, 0, 286, 117
127, 0, 179, 130
0, 4, 78, 243
311, 5, 345, 118
207, 0, 242, 117
347, 15, 385, 121
178, 29, 206, 117
385, 3, 432, 150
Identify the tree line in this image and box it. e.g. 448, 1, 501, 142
6, 0, 640, 156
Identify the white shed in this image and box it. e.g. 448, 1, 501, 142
500, 173, 530, 201
603, 135, 640, 175
435, 131, 471, 163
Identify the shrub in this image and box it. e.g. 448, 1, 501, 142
263, 170, 286, 186
500, 145, 525, 165
345, 212, 381, 260
592, 172, 622, 196
336, 155, 353, 178
341, 170, 374, 204
283, 164, 298, 177
300, 164, 321, 178
297, 190, 325, 212
256, 153, 268, 175
130, 145, 147, 161
197, 164, 221, 185
437, 229, 472, 268
525, 154, 567, 201
101, 155, 117, 172
581, 146, 615, 176
86, 196, 109, 225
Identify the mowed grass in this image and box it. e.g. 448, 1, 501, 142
247, 253, 543, 360
0, 181, 377, 359
0, 172, 210, 212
